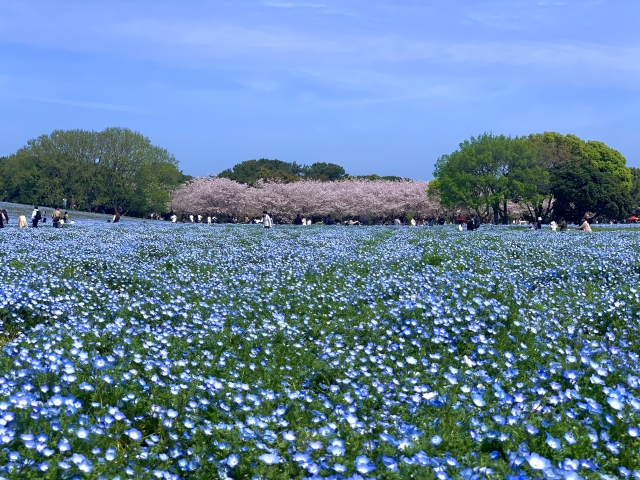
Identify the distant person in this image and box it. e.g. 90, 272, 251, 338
473, 215, 480, 230
394, 218, 401, 226
52, 207, 62, 228
118, 204, 124, 217
550, 220, 557, 232
90, 201, 96, 213
410, 217, 417, 226
112, 211, 121, 223
325, 215, 334, 225
62, 198, 67, 209
535, 217, 542, 230
466, 216, 474, 231
359, 215, 370, 226
0, 210, 6, 228
101, 204, 106, 215
458, 223, 463, 232
577, 218, 592, 232
63, 211, 69, 226
31, 206, 41, 228
262, 210, 273, 229
294, 214, 303, 225
1, 209, 8, 225
559, 217, 567, 232
18, 215, 28, 228
42, 210, 47, 224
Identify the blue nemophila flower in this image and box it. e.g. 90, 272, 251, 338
258, 453, 280, 465
124, 428, 143, 441
333, 463, 347, 473
527, 453, 550, 470
546, 434, 561, 450
431, 435, 442, 446
471, 393, 485, 407
105, 447, 116, 461
355, 455, 376, 474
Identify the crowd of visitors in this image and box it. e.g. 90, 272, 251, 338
0, 199, 598, 232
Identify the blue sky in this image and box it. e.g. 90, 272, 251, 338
1, 0, 639, 179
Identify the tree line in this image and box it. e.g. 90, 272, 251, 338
218, 159, 403, 184
430, 132, 638, 223
0, 128, 188, 217
2, 128, 638, 223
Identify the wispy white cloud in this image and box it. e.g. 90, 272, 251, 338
8, 94, 143, 113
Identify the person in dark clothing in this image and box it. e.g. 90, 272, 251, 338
466, 216, 475, 231
559, 217, 568, 232
0, 210, 6, 228
535, 217, 542, 230
294, 214, 303, 225
90, 201, 96, 213
359, 215, 370, 226
473, 215, 480, 230
101, 204, 106, 215
324, 215, 334, 225
32, 206, 41, 228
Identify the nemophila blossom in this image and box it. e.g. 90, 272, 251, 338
258, 453, 281, 465
1, 218, 640, 477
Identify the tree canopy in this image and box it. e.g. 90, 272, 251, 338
431, 132, 634, 223
218, 158, 399, 184
0, 128, 187, 216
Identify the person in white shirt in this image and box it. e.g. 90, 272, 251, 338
577, 218, 592, 232
262, 210, 273, 228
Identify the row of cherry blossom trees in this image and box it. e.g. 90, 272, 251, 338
170, 177, 450, 222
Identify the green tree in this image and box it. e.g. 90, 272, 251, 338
0, 128, 185, 216
630, 167, 640, 212
431, 133, 528, 224
509, 132, 582, 221
551, 152, 632, 222
219, 159, 304, 184
305, 162, 346, 181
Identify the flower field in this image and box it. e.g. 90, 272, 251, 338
1, 220, 640, 479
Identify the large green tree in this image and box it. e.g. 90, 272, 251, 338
431, 133, 531, 224
550, 141, 632, 222
432, 131, 633, 223
0, 128, 186, 216
630, 167, 640, 212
